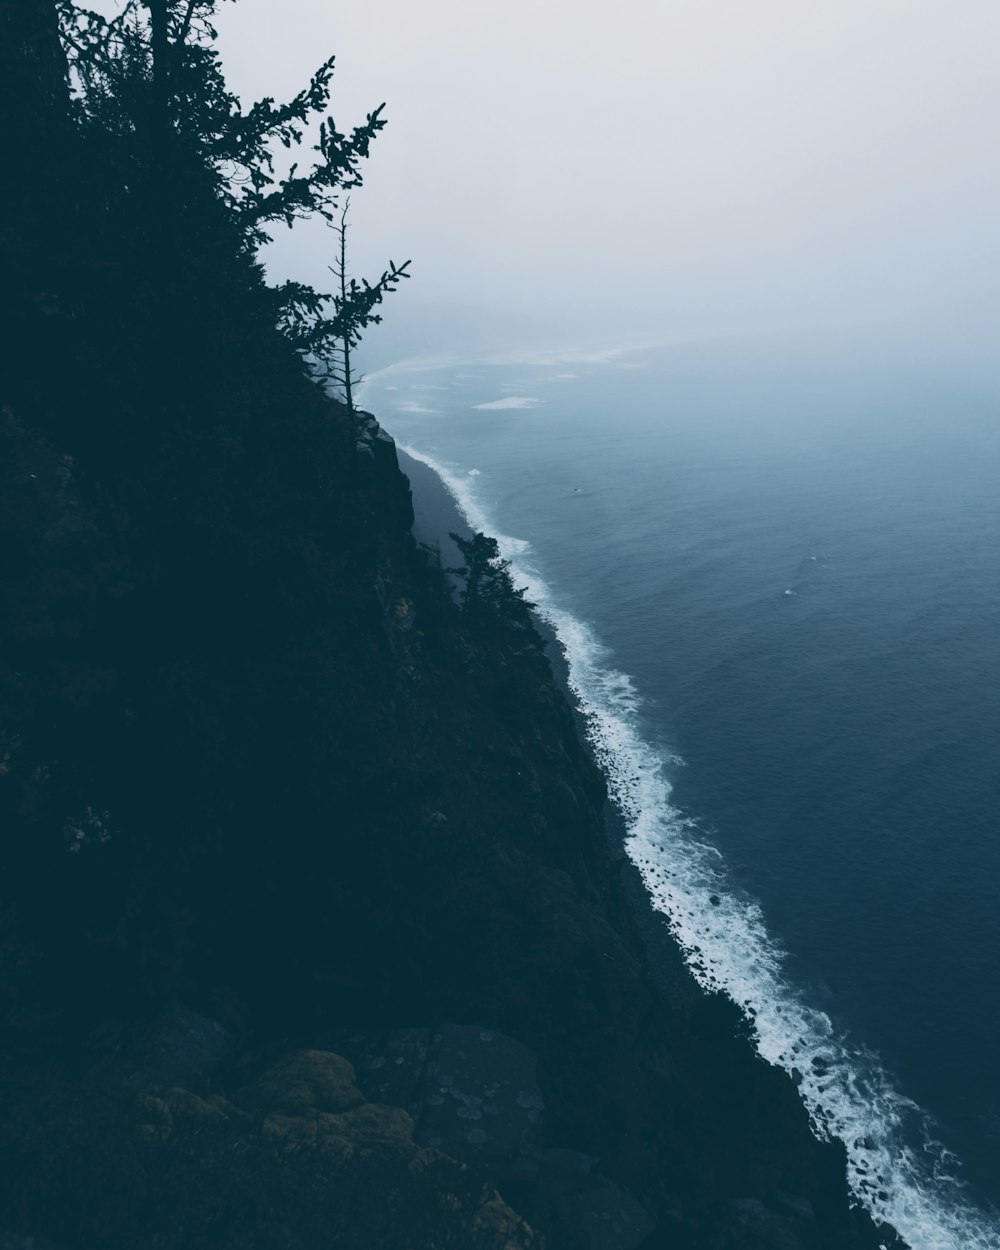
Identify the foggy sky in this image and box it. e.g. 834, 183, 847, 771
201, 3, 1000, 351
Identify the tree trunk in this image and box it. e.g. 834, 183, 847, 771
0, 0, 70, 150
146, 0, 171, 139
0, 0, 73, 413
338, 203, 354, 416
0, 0, 71, 247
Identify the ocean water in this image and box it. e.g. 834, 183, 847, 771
360, 331, 1000, 1250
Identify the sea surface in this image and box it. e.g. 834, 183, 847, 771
360, 330, 1000, 1250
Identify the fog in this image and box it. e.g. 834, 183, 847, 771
214, 3, 998, 358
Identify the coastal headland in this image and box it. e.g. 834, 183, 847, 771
0, 6, 898, 1244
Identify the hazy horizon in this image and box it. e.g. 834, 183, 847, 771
76, 2, 1000, 356
202, 0, 1000, 363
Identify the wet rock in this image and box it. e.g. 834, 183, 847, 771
347, 1024, 545, 1181
237, 1049, 365, 1116
419, 1025, 545, 1181
775, 1193, 815, 1222
470, 1196, 544, 1249
537, 1150, 654, 1250
112, 1046, 542, 1249
354, 1027, 431, 1109
230, 1048, 414, 1157
568, 1181, 655, 1250
138, 1087, 245, 1143
732, 1197, 809, 1250
0, 1237, 71, 1250
536, 1146, 599, 1197
354, 410, 397, 461
354, 411, 414, 531
342, 1030, 656, 1245
260, 1103, 415, 1155
89, 1005, 231, 1094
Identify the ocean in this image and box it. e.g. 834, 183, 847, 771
359, 328, 1000, 1250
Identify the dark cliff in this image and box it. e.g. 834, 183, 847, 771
0, 6, 898, 1249
0, 396, 893, 1250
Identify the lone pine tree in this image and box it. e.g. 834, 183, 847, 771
323, 198, 411, 416
448, 532, 534, 624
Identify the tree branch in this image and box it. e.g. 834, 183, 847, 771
175, 0, 199, 48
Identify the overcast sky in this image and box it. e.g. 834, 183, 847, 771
209, 2, 1000, 354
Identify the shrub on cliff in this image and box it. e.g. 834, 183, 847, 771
4, 1, 405, 456
448, 531, 535, 628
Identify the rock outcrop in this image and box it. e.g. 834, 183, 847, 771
0, 22, 899, 1243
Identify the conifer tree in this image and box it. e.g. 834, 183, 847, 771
318, 198, 411, 415
448, 532, 533, 622
51, 0, 406, 367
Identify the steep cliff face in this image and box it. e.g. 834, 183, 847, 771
0, 14, 895, 1245
0, 389, 893, 1249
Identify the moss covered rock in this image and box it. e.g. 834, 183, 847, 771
237, 1048, 365, 1116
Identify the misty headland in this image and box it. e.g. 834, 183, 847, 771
3, 3, 999, 1250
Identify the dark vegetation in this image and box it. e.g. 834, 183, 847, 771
448, 531, 534, 624
323, 198, 411, 415
1, 4, 899, 1248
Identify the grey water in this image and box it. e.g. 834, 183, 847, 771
360, 328, 1000, 1250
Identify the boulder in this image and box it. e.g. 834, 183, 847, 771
261, 1103, 415, 1155
0, 1237, 72, 1250
537, 1149, 655, 1250
89, 1005, 231, 1095
354, 1027, 431, 1108
418, 1025, 545, 1181
347, 1024, 545, 1181
731, 1197, 814, 1250
237, 1049, 365, 1116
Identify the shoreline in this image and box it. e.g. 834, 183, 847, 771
397, 449, 897, 1250
381, 333, 1000, 1249
401, 447, 703, 1007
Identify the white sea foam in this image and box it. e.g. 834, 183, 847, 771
396, 401, 437, 414
396, 438, 1000, 1250
358, 330, 736, 406
358, 338, 662, 397
484, 340, 657, 368
472, 397, 542, 411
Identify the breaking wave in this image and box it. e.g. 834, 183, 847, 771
398, 441, 1000, 1250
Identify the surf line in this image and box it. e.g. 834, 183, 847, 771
395, 438, 1000, 1250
